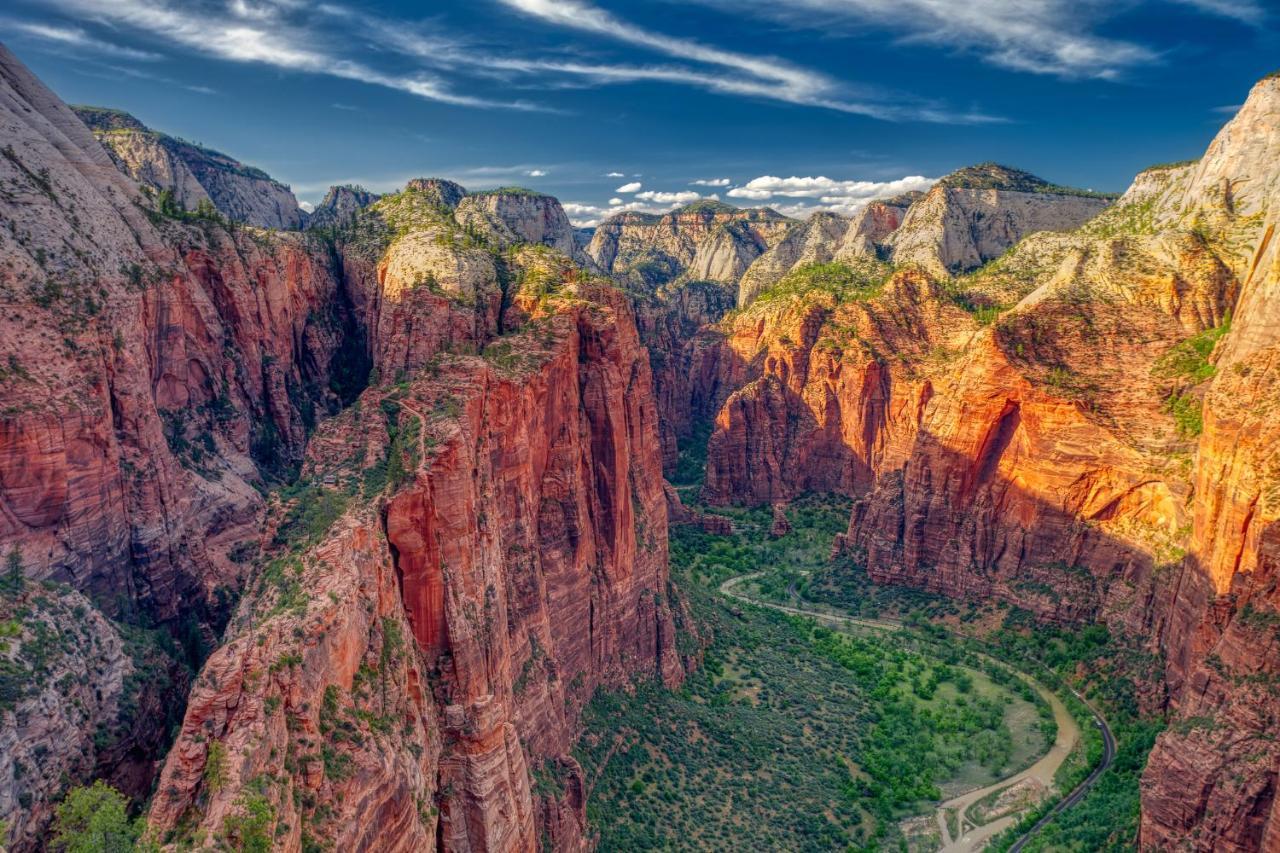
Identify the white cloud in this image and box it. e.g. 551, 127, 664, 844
635, 190, 711, 204
493, 0, 998, 122
563, 197, 718, 226
298, 200, 315, 213
7, 19, 163, 61
727, 173, 936, 215
37, 0, 550, 110
692, 178, 731, 186
606, 171, 626, 177
615, 181, 643, 193
526, 169, 548, 176
1170, 0, 1264, 24
684, 0, 1217, 79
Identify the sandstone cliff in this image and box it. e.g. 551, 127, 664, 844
736, 196, 917, 307
0, 46, 360, 845
147, 278, 682, 851
1140, 72, 1280, 851
455, 188, 580, 260
587, 201, 792, 290
307, 184, 381, 231
74, 106, 306, 230
885, 164, 1113, 277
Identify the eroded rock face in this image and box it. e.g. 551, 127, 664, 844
886, 168, 1112, 277
148, 284, 682, 851
0, 46, 358, 845
737, 198, 916, 307
307, 184, 381, 231
1140, 74, 1280, 852
455, 189, 578, 258
74, 106, 306, 230
587, 202, 793, 289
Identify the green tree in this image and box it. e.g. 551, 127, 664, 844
50, 781, 140, 853
2, 548, 23, 594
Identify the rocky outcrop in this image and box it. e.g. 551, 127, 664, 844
1140, 73, 1280, 852
74, 106, 306, 230
587, 201, 792, 290
148, 281, 682, 851
0, 46, 362, 846
455, 188, 578, 258
737, 196, 917, 306
307, 184, 380, 231
886, 165, 1113, 277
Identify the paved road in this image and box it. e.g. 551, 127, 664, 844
1007, 689, 1116, 852
718, 572, 1114, 853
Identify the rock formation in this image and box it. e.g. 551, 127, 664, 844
74, 106, 306, 230
0, 45, 362, 846
455, 188, 579, 259
306, 184, 381, 231
587, 201, 793, 290
146, 280, 682, 852
5, 35, 1280, 852
736, 195, 918, 306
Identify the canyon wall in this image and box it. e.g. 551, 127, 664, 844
147, 282, 682, 851
1140, 73, 1280, 851
0, 44, 362, 847
74, 106, 307, 230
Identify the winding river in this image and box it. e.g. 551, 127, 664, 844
718, 573, 1086, 853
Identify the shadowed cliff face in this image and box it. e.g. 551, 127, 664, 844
1140, 74, 1280, 851
147, 284, 682, 852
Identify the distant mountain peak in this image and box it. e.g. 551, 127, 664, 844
938, 162, 1116, 199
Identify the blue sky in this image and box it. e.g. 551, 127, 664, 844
4, 0, 1278, 225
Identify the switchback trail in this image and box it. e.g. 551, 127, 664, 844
717, 572, 1113, 853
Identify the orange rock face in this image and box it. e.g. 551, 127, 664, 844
147, 286, 682, 850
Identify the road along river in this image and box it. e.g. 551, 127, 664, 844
718, 573, 1104, 853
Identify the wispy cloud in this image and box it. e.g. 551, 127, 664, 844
606, 171, 626, 177
492, 0, 1000, 122
563, 196, 709, 226
526, 168, 548, 177
35, 0, 550, 111
692, 178, 731, 186
1170, 0, 1265, 25
615, 181, 643, 193
6, 19, 163, 61
683, 0, 1212, 79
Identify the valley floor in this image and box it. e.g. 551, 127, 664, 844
580, 487, 1161, 852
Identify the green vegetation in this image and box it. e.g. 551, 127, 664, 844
467, 186, 550, 198
806, 558, 1163, 852
754, 259, 892, 306
1154, 315, 1230, 383
580, 489, 1051, 850
50, 781, 146, 853
1147, 306, 1228, 441
675, 199, 740, 214
1165, 391, 1205, 438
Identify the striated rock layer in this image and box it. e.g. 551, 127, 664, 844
148, 283, 682, 851
74, 106, 306, 230
0, 44, 358, 846
1140, 72, 1280, 852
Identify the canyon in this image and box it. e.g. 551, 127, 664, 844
1, 39, 1279, 852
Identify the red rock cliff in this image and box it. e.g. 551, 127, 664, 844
146, 279, 682, 850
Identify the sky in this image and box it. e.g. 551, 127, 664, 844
3, 0, 1278, 226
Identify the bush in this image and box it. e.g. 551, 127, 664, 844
50, 781, 142, 853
